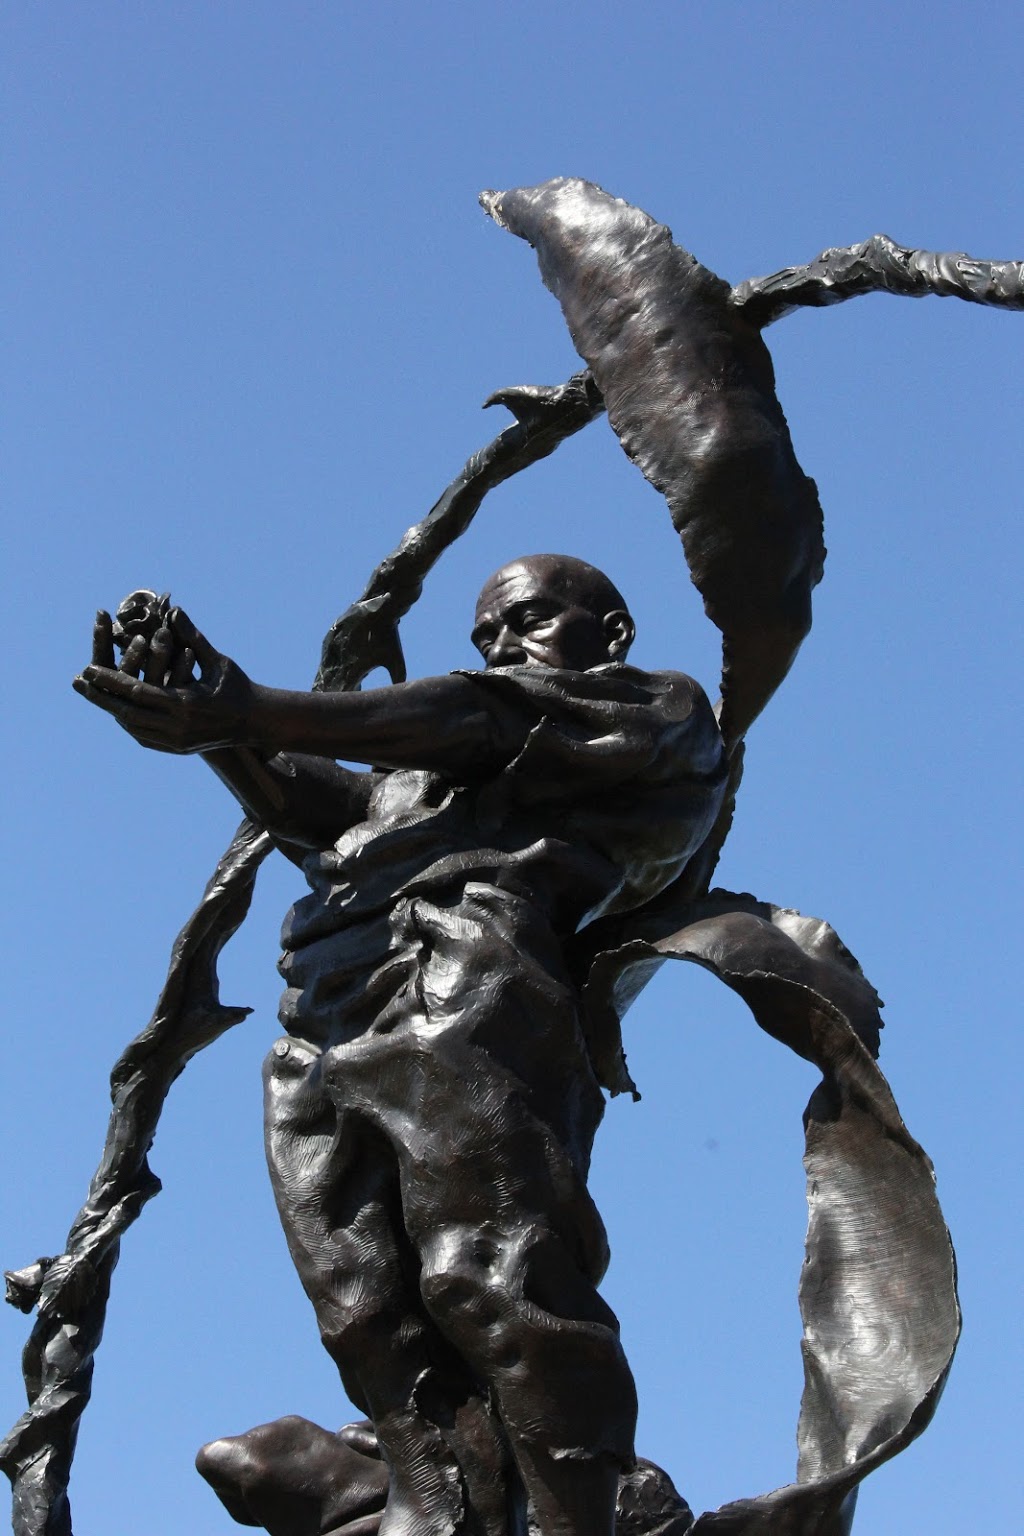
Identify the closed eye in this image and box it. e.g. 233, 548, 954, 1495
511, 603, 558, 630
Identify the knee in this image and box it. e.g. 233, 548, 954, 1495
316, 1277, 426, 1375
317, 1297, 388, 1361
418, 1226, 511, 1340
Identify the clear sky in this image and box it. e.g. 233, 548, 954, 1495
2, 5, 1021, 1534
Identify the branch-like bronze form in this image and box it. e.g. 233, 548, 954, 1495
1, 375, 603, 1536
1, 822, 267, 1536
732, 232, 1024, 327
315, 370, 603, 691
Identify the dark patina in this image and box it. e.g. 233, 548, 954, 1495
5, 179, 1020, 1536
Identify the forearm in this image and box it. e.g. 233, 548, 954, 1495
242, 673, 522, 775
75, 623, 528, 777
202, 747, 373, 850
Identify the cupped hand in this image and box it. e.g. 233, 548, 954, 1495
73, 608, 256, 754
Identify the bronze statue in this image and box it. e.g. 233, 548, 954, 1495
73, 554, 726, 1536
4, 180, 1020, 1536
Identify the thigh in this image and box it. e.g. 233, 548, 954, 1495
263, 1037, 412, 1327
320, 886, 608, 1262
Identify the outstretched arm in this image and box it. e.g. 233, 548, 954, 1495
75, 609, 524, 783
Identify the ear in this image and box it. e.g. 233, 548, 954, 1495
602, 609, 635, 660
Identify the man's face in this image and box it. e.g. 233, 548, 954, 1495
471, 558, 625, 671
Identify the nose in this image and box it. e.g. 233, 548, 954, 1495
486, 625, 525, 667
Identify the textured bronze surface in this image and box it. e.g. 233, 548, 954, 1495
6, 179, 1017, 1536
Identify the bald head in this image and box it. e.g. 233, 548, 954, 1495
472, 554, 635, 671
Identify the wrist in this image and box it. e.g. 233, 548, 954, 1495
244, 682, 280, 754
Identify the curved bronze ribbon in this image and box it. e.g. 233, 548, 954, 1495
582, 892, 959, 1534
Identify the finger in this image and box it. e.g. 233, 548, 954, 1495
92, 611, 115, 668
144, 624, 174, 685
74, 674, 145, 716
121, 728, 185, 754
119, 634, 148, 678
80, 665, 176, 711
73, 675, 105, 706
169, 608, 219, 672
338, 1422, 381, 1458
73, 675, 149, 724
73, 677, 186, 750
168, 646, 196, 686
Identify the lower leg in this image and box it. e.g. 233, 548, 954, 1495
513, 1447, 621, 1536
264, 1070, 507, 1536
417, 1229, 636, 1536
333, 1318, 519, 1536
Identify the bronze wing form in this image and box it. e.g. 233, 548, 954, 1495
482, 177, 826, 757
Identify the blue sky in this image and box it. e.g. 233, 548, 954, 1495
2, 5, 1021, 1533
